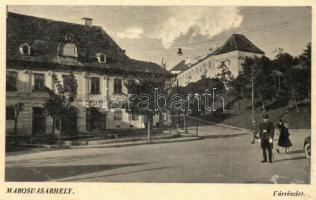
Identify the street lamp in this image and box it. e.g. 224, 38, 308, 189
177, 48, 183, 56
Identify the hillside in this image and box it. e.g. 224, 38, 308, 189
199, 98, 311, 129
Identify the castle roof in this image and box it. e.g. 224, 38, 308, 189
213, 34, 265, 55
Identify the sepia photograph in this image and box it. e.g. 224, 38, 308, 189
4, 4, 311, 186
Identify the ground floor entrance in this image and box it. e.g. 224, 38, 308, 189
61, 106, 78, 136
32, 107, 45, 135
86, 107, 107, 131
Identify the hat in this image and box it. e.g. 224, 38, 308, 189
263, 113, 269, 119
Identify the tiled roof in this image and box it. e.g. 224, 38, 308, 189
169, 60, 188, 72
7, 12, 171, 76
213, 34, 265, 55
171, 34, 264, 76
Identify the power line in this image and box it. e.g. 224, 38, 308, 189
170, 17, 310, 48
123, 16, 310, 51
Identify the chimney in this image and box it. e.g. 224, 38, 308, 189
82, 17, 93, 27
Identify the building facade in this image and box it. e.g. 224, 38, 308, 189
170, 34, 264, 86
6, 12, 171, 137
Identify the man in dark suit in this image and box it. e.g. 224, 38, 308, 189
258, 113, 275, 163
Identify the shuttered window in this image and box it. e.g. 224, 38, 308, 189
34, 73, 45, 91
114, 79, 122, 94
90, 77, 100, 94
6, 71, 17, 91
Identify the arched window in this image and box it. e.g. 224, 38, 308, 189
19, 43, 31, 55
60, 43, 78, 58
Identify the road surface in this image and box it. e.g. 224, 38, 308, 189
6, 125, 311, 183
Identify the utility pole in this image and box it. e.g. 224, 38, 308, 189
251, 64, 255, 123
176, 78, 180, 130
161, 57, 165, 69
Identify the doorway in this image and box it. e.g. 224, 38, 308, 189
86, 107, 106, 131
32, 107, 46, 135
61, 106, 78, 136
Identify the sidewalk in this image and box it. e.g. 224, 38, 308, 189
70, 135, 204, 149
10, 132, 203, 151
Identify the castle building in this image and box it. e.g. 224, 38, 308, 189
6, 12, 171, 137
170, 34, 264, 86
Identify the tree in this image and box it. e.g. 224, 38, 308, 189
231, 74, 250, 98
43, 72, 78, 143
216, 61, 233, 90
125, 78, 166, 141
230, 74, 250, 112
240, 56, 275, 111
281, 43, 311, 112
285, 64, 308, 112
298, 43, 311, 99
8, 103, 24, 144
167, 77, 225, 127
299, 43, 311, 68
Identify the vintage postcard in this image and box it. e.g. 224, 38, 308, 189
0, 0, 315, 200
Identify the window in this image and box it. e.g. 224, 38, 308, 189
129, 113, 139, 121
63, 75, 73, 93
19, 43, 30, 55
114, 110, 122, 120
60, 43, 78, 58
97, 54, 106, 63
6, 71, 17, 91
208, 61, 211, 68
6, 106, 15, 120
90, 77, 100, 94
34, 73, 45, 91
100, 55, 106, 62
114, 79, 122, 94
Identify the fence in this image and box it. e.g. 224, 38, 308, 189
168, 113, 212, 136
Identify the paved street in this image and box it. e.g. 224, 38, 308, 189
6, 125, 311, 183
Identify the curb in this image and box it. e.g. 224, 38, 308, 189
13, 133, 180, 148
187, 116, 248, 131
65, 134, 179, 146
70, 136, 204, 149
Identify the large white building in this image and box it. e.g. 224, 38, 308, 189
170, 34, 264, 86
6, 12, 171, 138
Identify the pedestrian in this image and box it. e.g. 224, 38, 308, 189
276, 120, 292, 154
251, 119, 258, 144
258, 113, 275, 163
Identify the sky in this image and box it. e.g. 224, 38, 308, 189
8, 6, 311, 70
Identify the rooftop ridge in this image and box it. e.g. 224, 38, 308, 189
8, 12, 100, 29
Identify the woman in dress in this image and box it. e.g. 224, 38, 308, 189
276, 120, 292, 154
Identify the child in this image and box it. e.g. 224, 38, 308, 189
276, 120, 292, 154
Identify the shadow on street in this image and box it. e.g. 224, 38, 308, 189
63, 166, 171, 182
273, 156, 307, 163
202, 133, 248, 139
5, 163, 148, 182
289, 149, 304, 154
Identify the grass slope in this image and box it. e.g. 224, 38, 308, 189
199, 99, 311, 129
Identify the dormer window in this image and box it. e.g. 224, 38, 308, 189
19, 43, 31, 55
96, 53, 106, 63
58, 43, 78, 58
57, 42, 78, 62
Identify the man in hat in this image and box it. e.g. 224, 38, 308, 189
258, 113, 275, 163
